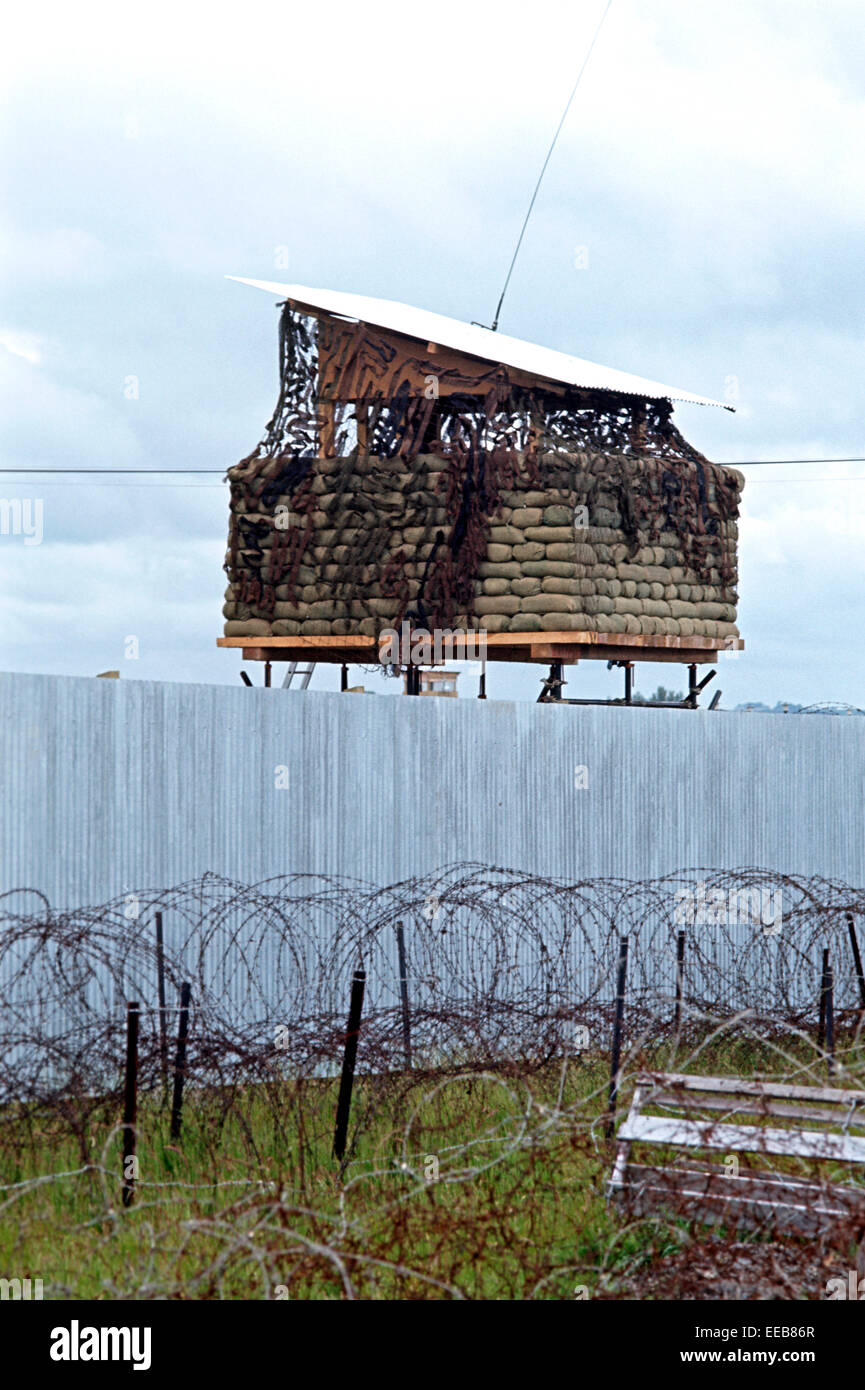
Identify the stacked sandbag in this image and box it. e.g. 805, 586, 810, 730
223, 449, 742, 642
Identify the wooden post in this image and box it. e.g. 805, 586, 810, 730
121, 1002, 140, 1208
395, 923, 413, 1070
169, 983, 192, 1141
629, 399, 647, 452
356, 403, 368, 454
673, 930, 686, 1032
605, 937, 629, 1139
333, 969, 366, 1162
847, 914, 865, 1012
155, 912, 169, 1094
319, 400, 335, 458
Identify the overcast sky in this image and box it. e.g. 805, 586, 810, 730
1, 0, 864, 706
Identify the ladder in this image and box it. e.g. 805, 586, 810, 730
282, 661, 316, 690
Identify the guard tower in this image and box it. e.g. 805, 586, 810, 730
218, 280, 743, 699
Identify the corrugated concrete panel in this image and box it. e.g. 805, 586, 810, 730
1, 671, 863, 909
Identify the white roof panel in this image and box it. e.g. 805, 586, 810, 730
227, 276, 732, 411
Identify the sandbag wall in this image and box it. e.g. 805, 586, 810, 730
223, 448, 743, 642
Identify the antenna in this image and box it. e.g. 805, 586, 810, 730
488, 0, 614, 332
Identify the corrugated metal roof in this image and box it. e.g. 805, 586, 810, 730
227, 277, 733, 411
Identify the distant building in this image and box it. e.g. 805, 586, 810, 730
735, 701, 864, 715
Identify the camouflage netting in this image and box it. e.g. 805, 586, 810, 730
223, 307, 742, 642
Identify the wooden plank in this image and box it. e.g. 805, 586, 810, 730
618, 1112, 865, 1163
617, 1162, 862, 1195
218, 635, 740, 667
217, 631, 743, 652
617, 1162, 865, 1211
641, 1072, 865, 1106
609, 1084, 644, 1190
528, 644, 718, 667
614, 1166, 844, 1209
614, 1165, 865, 1236
649, 1089, 865, 1127
482, 632, 739, 650
622, 1160, 864, 1204
218, 636, 376, 649
626, 1195, 852, 1238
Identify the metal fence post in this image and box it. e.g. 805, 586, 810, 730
333, 969, 366, 1161
121, 1001, 140, 1208
847, 914, 865, 1012
825, 959, 835, 1078
818, 947, 830, 1051
155, 912, 169, 1094
169, 983, 192, 1141
395, 923, 413, 1070
673, 930, 686, 1032
605, 936, 629, 1139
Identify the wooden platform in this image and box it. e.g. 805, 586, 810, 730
217, 631, 743, 666
608, 1072, 865, 1239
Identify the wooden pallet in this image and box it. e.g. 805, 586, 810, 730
218, 631, 744, 666
608, 1072, 865, 1238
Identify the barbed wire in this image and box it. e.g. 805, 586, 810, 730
2, 865, 864, 1299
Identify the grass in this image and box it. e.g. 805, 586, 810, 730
1, 1033, 863, 1300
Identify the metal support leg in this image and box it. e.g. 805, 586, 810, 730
538, 662, 565, 702
686, 665, 716, 710
341, 663, 348, 692
687, 663, 697, 707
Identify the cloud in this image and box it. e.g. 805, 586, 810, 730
0, 343, 145, 470
0, 226, 119, 288
1, 0, 864, 707
0, 328, 47, 364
